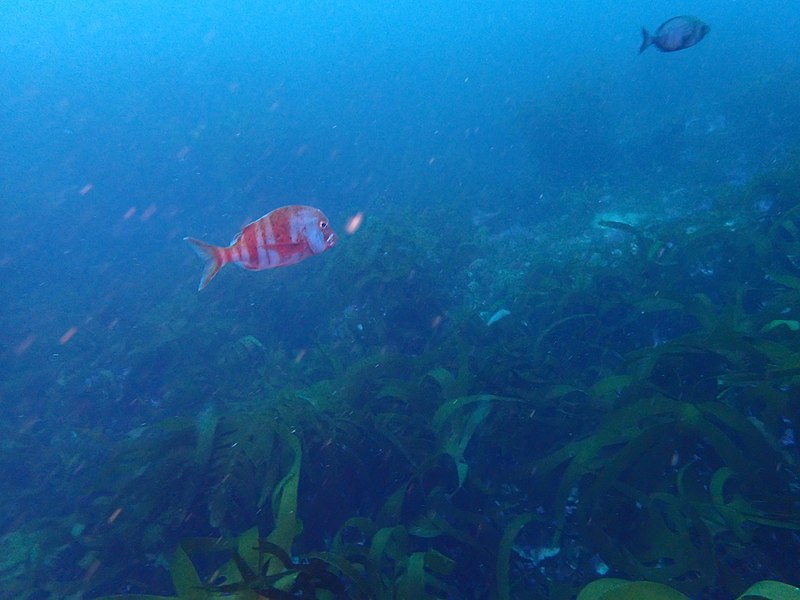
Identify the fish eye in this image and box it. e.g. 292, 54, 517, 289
319, 220, 328, 229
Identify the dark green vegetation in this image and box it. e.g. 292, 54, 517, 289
576, 578, 800, 600
4, 157, 800, 599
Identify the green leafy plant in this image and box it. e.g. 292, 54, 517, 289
577, 578, 800, 600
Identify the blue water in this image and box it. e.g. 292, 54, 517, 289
2, 1, 798, 304
2, 1, 800, 598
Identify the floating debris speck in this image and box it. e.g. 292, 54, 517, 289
481, 308, 510, 326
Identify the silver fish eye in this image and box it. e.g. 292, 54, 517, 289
319, 220, 328, 229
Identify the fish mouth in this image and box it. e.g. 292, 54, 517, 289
326, 232, 337, 246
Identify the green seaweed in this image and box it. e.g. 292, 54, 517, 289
578, 578, 691, 600
530, 394, 799, 595
577, 578, 800, 600
496, 512, 538, 600
738, 580, 800, 600
266, 425, 302, 575
432, 393, 523, 487
11, 157, 800, 599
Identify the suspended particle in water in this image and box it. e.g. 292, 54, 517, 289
345, 211, 364, 235
14, 334, 36, 355
140, 204, 157, 222
107, 507, 123, 525
59, 326, 78, 345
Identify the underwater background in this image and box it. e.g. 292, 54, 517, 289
2, 1, 800, 598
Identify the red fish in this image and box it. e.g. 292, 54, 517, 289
185, 205, 337, 290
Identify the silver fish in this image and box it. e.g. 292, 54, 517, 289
639, 16, 709, 54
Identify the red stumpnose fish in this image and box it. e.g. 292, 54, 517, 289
185, 205, 337, 290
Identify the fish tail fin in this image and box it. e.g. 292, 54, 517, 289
639, 27, 652, 54
184, 237, 227, 290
